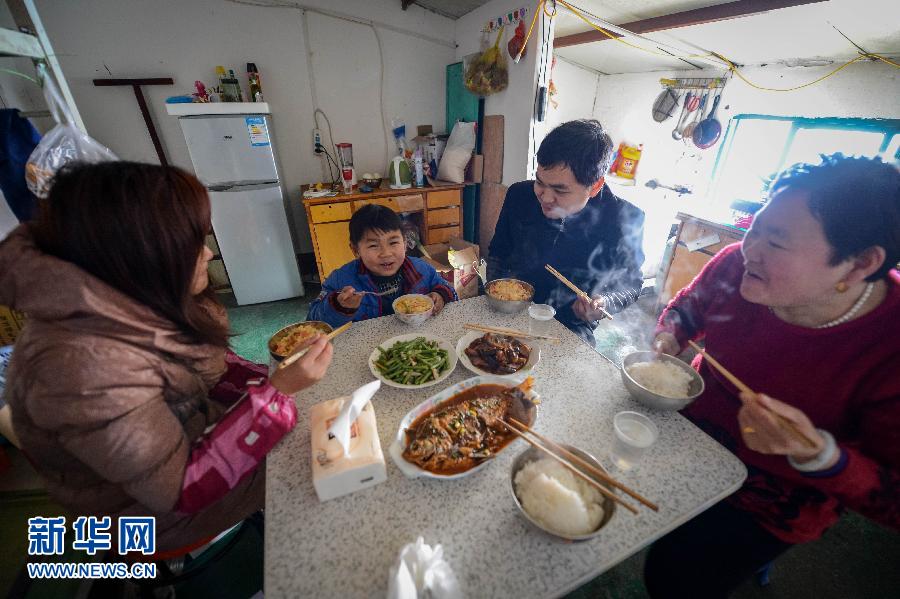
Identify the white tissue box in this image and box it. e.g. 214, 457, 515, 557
310, 397, 387, 501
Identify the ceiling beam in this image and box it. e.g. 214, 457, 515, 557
401, 0, 416, 10
554, 0, 828, 48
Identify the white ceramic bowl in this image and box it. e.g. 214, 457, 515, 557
392, 293, 434, 326
456, 330, 541, 379
368, 333, 457, 390
389, 375, 540, 480
620, 351, 704, 411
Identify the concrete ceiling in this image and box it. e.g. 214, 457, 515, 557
553, 0, 900, 74
407, 0, 495, 19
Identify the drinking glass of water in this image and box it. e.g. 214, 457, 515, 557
610, 411, 658, 471
527, 303, 556, 337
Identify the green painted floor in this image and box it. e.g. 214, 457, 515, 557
222, 291, 900, 598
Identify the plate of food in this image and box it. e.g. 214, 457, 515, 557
268, 321, 333, 362
456, 331, 540, 378
368, 333, 457, 389
389, 376, 540, 479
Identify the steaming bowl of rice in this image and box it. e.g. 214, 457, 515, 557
621, 351, 704, 411
510, 444, 616, 541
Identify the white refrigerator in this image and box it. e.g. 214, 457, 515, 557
176, 113, 304, 305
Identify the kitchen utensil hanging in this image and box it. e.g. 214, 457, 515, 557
652, 88, 680, 123
671, 92, 697, 140
682, 92, 707, 143
693, 93, 723, 149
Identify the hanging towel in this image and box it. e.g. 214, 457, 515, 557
0, 109, 41, 221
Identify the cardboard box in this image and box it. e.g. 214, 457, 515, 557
422, 238, 480, 300
0, 306, 26, 346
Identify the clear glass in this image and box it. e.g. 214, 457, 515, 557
527, 303, 556, 337
610, 411, 658, 471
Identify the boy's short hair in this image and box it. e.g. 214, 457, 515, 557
349, 204, 402, 246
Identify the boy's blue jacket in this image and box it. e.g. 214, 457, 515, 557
307, 257, 457, 327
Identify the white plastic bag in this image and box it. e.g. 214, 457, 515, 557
26, 66, 116, 198
436, 121, 476, 184
387, 537, 462, 599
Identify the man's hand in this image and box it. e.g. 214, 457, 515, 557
336, 286, 363, 311
573, 294, 608, 324
428, 292, 445, 315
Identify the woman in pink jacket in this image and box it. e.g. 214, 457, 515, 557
0, 162, 332, 552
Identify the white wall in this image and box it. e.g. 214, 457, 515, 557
32, 0, 456, 253
454, 0, 552, 186
546, 57, 600, 130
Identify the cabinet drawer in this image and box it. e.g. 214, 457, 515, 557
354, 194, 424, 213
309, 202, 352, 223
427, 225, 461, 244
426, 207, 460, 227
426, 189, 461, 209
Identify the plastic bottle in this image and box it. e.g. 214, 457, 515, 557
413, 147, 424, 187
227, 69, 244, 102
247, 63, 264, 102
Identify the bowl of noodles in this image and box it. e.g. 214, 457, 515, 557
486, 278, 534, 314
392, 294, 435, 326
268, 321, 333, 362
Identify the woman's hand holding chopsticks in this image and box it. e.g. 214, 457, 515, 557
270, 334, 334, 394
737, 392, 832, 465
652, 332, 679, 356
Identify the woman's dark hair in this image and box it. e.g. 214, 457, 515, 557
536, 119, 615, 187
769, 153, 900, 280
30, 161, 229, 346
349, 204, 402, 246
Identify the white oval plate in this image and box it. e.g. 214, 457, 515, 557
389, 375, 540, 480
456, 330, 541, 380
368, 333, 458, 390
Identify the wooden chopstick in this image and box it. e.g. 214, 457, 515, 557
463, 323, 561, 344
687, 341, 817, 449
544, 264, 614, 321
508, 417, 658, 512
493, 419, 640, 515
278, 322, 352, 369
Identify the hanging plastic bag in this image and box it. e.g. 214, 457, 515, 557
26, 65, 116, 198
464, 26, 509, 96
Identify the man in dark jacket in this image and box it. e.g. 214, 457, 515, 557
488, 119, 645, 345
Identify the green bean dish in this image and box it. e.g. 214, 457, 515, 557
374, 337, 450, 386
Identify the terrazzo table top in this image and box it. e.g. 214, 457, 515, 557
265, 296, 747, 598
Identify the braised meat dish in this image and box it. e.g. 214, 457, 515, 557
464, 333, 530, 374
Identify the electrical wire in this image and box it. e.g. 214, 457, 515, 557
0, 68, 39, 85
370, 25, 391, 169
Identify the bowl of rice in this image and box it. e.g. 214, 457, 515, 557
621, 351, 704, 411
485, 278, 534, 314
392, 293, 434, 326
510, 445, 616, 541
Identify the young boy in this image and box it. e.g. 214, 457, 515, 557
308, 204, 456, 327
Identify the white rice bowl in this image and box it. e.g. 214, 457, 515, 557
514, 458, 605, 537
626, 360, 692, 399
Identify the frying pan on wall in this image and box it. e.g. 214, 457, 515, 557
693, 94, 723, 149
652, 88, 680, 122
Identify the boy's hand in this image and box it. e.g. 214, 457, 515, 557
429, 292, 445, 315
336, 286, 363, 310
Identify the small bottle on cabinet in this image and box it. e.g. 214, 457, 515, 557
247, 63, 264, 102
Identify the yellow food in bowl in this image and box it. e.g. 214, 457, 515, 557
395, 295, 433, 314
489, 280, 531, 301
273, 324, 322, 356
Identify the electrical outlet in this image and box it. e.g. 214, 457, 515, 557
313, 128, 322, 154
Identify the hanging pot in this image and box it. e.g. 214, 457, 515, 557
693, 93, 723, 149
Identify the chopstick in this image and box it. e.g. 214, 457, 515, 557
463, 323, 561, 344
687, 341, 817, 449
493, 418, 640, 515
278, 322, 352, 369
544, 264, 614, 321
509, 418, 658, 512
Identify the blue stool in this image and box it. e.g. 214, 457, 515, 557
756, 561, 774, 586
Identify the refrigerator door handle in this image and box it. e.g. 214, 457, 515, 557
209, 184, 235, 192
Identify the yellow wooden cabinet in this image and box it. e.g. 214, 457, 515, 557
302, 184, 466, 281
